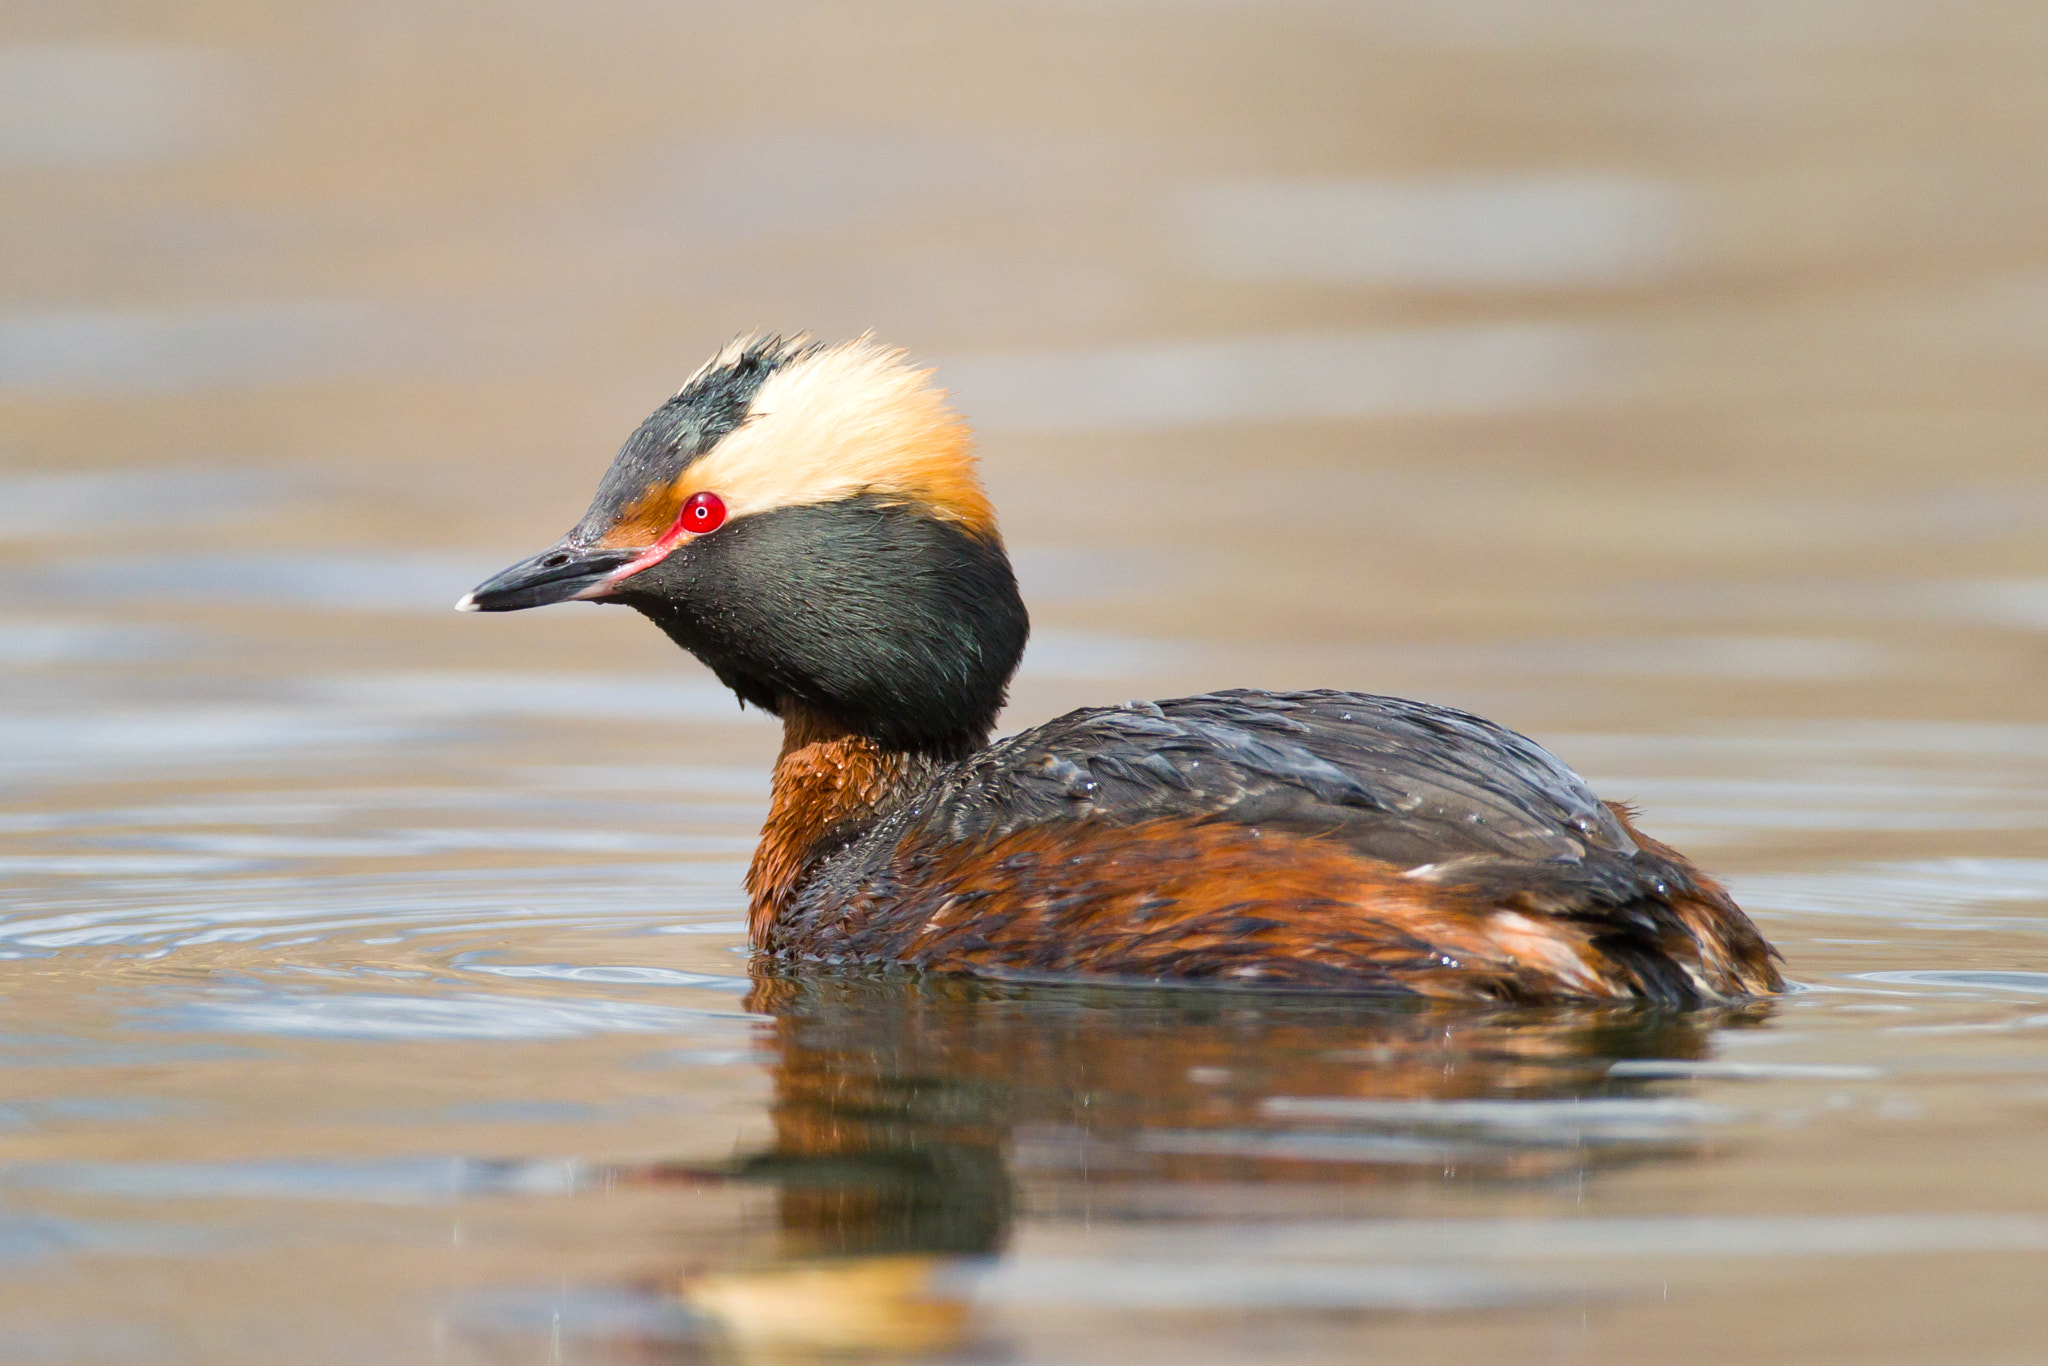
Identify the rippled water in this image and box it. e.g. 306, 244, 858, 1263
5, 3, 2048, 1362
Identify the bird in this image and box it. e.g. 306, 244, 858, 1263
460, 334, 1782, 1006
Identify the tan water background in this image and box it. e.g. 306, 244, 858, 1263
3, 3, 2048, 1362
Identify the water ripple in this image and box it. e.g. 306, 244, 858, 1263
150, 988, 760, 1041
0, 863, 748, 952
1261, 1094, 1739, 1142
453, 959, 750, 991
1735, 859, 2048, 926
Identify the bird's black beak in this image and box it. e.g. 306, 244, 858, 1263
457, 539, 636, 613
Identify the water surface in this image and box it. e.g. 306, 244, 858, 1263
3, 3, 2046, 1362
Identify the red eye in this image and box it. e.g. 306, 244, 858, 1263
678, 491, 726, 535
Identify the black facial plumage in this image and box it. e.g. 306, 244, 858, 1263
608, 495, 1028, 760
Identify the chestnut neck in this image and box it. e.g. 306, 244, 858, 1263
745, 708, 952, 944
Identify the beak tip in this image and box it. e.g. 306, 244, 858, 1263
458, 542, 632, 614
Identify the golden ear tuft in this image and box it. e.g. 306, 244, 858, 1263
670, 335, 997, 536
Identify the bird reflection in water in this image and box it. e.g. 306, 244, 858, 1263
640, 968, 1765, 1360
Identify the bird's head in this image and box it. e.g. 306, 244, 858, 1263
462, 335, 1028, 759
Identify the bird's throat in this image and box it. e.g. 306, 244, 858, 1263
746, 707, 935, 944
